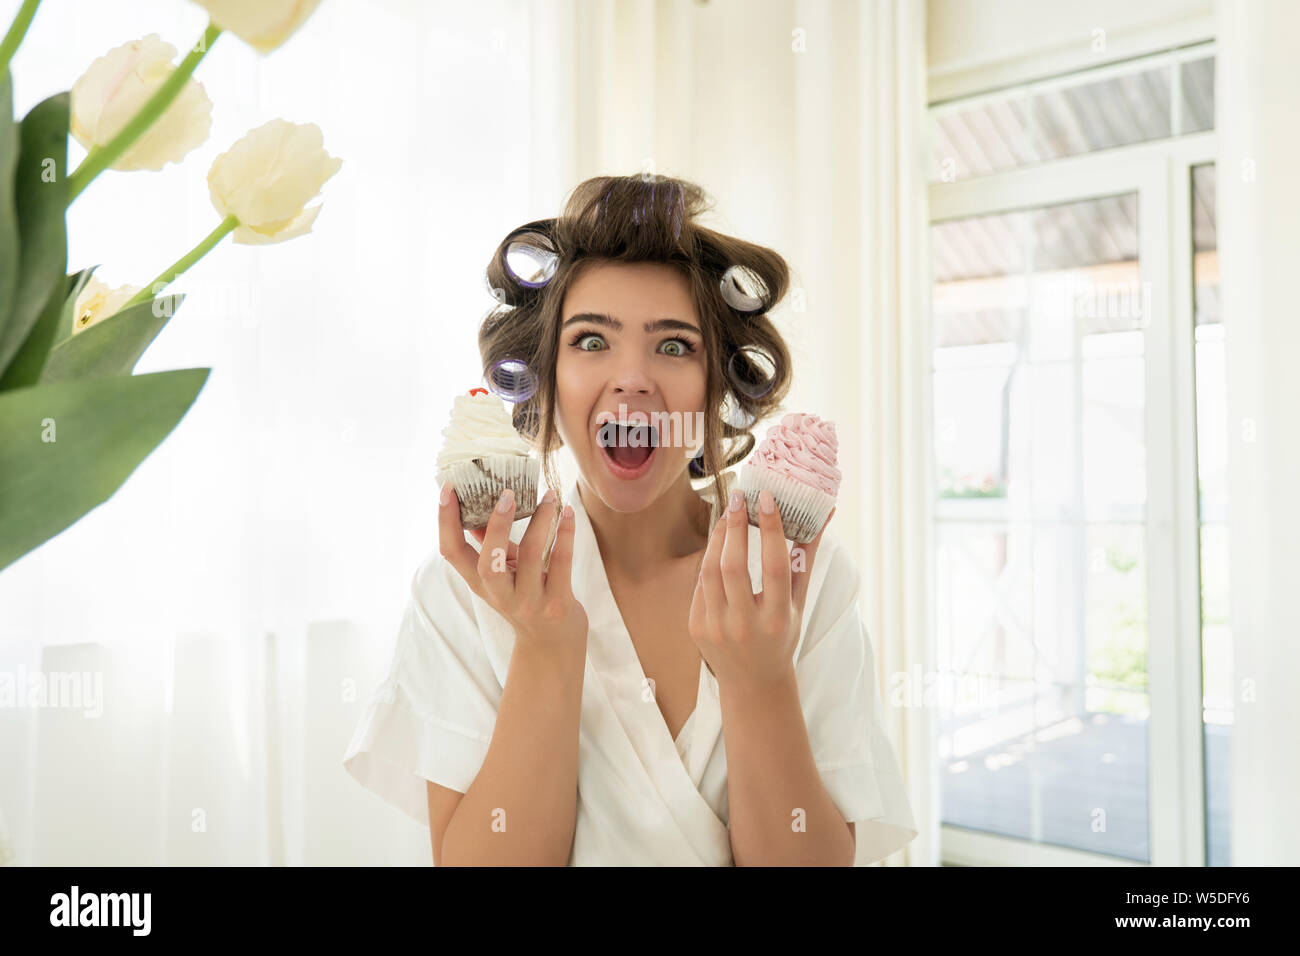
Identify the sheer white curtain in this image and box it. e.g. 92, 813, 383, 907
1216, 0, 1300, 866
0, 0, 936, 866
0, 0, 572, 865
583, 0, 935, 866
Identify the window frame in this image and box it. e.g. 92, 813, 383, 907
929, 129, 1217, 867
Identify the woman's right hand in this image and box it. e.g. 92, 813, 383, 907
438, 484, 589, 651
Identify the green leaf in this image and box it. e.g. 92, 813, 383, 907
0, 69, 19, 340
0, 367, 211, 573
0, 265, 93, 390
40, 292, 185, 384
0, 90, 68, 378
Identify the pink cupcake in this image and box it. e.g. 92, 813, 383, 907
737, 412, 840, 543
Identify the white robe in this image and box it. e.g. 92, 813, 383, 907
342, 477, 918, 865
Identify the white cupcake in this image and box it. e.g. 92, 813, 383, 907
435, 387, 540, 530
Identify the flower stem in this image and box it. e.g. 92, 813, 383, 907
0, 0, 42, 73
121, 214, 240, 311
66, 21, 222, 205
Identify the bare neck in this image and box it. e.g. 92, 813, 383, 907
579, 473, 712, 580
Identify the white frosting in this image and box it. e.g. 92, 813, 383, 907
436, 390, 532, 469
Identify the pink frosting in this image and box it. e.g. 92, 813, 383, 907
746, 412, 841, 496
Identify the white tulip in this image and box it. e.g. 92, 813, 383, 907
207, 119, 343, 246
189, 0, 323, 54
72, 277, 143, 334
70, 34, 213, 172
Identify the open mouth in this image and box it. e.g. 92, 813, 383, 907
596, 420, 660, 472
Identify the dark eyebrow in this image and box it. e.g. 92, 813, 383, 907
561, 312, 701, 336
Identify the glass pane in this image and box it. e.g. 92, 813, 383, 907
1181, 57, 1216, 134
935, 521, 1034, 844
1082, 348, 1146, 522
932, 209, 1030, 284
932, 192, 1150, 861
1201, 523, 1232, 868
1027, 194, 1142, 362
1032, 67, 1172, 161
934, 365, 1013, 504
1194, 327, 1226, 521
928, 53, 1213, 182
931, 95, 1034, 183
1192, 162, 1231, 866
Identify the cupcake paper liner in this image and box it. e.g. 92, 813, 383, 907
737, 464, 836, 544
437, 454, 540, 530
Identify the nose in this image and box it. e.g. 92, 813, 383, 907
610, 354, 655, 396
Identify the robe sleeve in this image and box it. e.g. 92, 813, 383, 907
795, 534, 920, 865
342, 552, 501, 828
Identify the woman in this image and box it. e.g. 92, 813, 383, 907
343, 174, 917, 866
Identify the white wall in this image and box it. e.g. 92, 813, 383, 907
927, 0, 1214, 100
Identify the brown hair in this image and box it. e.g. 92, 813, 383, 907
478, 173, 794, 543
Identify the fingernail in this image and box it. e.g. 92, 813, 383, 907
729, 489, 743, 513
439, 483, 451, 506
496, 488, 514, 513
542, 488, 556, 506
759, 489, 774, 514
562, 504, 574, 521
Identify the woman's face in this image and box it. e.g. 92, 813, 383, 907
555, 260, 707, 512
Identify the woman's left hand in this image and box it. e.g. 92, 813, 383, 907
688, 486, 833, 694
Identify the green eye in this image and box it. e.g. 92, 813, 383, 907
567, 330, 697, 356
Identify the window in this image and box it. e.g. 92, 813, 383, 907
929, 42, 1222, 867
930, 44, 1215, 183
